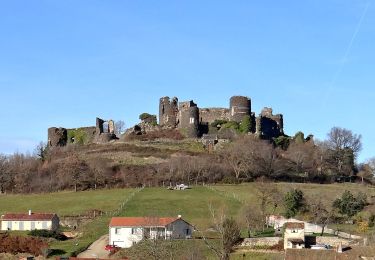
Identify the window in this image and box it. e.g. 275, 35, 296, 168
131, 228, 137, 235
190, 117, 195, 124
185, 228, 190, 235
115, 228, 121, 235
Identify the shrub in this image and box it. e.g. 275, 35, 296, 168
283, 189, 306, 218
369, 214, 375, 227
294, 131, 305, 144
67, 129, 88, 145
273, 136, 290, 150
28, 229, 68, 241
222, 121, 240, 131
139, 113, 157, 124
239, 115, 252, 133
211, 119, 228, 128
333, 190, 367, 218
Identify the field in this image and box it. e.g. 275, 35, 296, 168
1, 182, 375, 258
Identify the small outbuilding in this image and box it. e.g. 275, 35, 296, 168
0, 210, 59, 231
284, 222, 305, 249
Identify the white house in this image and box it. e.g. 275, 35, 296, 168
109, 215, 193, 248
0, 210, 59, 231
284, 222, 305, 249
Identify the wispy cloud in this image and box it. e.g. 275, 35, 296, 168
321, 1, 370, 107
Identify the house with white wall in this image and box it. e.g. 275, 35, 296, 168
0, 210, 59, 231
284, 222, 305, 249
109, 215, 193, 248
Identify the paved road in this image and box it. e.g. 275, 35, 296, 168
77, 234, 110, 259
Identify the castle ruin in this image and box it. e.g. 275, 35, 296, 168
48, 95, 285, 147
159, 95, 284, 139
48, 117, 117, 147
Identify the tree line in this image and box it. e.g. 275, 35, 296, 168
0, 126, 374, 194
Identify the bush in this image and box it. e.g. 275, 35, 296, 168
0, 233, 48, 255
67, 129, 88, 145
369, 214, 375, 227
283, 189, 306, 218
222, 121, 240, 131
273, 136, 290, 150
28, 229, 68, 241
139, 113, 157, 124
333, 190, 367, 218
239, 115, 252, 133
211, 119, 228, 128
294, 131, 305, 144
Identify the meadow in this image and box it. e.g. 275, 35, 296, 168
1, 182, 375, 258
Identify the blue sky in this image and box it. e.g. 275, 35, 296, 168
0, 0, 374, 162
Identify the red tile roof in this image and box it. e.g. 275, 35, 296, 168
1, 213, 56, 221
110, 217, 181, 227
285, 222, 304, 229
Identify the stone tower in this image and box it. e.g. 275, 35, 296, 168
48, 127, 67, 147
256, 107, 284, 139
159, 96, 179, 127
229, 96, 251, 123
178, 101, 200, 138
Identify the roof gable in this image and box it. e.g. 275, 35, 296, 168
285, 222, 304, 229
110, 217, 190, 227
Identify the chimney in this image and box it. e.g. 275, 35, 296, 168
178, 215, 182, 219
28, 210, 32, 216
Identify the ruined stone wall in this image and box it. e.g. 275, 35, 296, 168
67, 126, 96, 144
199, 108, 230, 124
159, 97, 179, 127
96, 117, 106, 134
256, 107, 284, 139
48, 127, 67, 147
229, 96, 251, 122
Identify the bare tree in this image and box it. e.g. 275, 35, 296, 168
240, 204, 263, 238
284, 142, 315, 177
34, 141, 48, 162
308, 198, 334, 236
115, 120, 126, 136
327, 127, 362, 158
0, 154, 11, 193
200, 205, 241, 260
357, 163, 374, 184
221, 141, 250, 180
255, 178, 279, 229
368, 157, 375, 176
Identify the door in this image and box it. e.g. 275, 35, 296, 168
31, 222, 35, 230
19, 221, 24, 231
7, 221, 12, 230
42, 221, 47, 229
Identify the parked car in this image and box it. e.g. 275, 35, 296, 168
105, 244, 119, 251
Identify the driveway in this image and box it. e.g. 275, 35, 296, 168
77, 234, 110, 259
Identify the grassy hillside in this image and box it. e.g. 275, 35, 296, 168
2, 183, 375, 258
0, 188, 135, 216
121, 186, 242, 229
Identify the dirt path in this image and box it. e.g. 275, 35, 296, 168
77, 234, 110, 258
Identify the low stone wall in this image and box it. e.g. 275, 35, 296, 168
316, 236, 352, 247
240, 237, 281, 248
